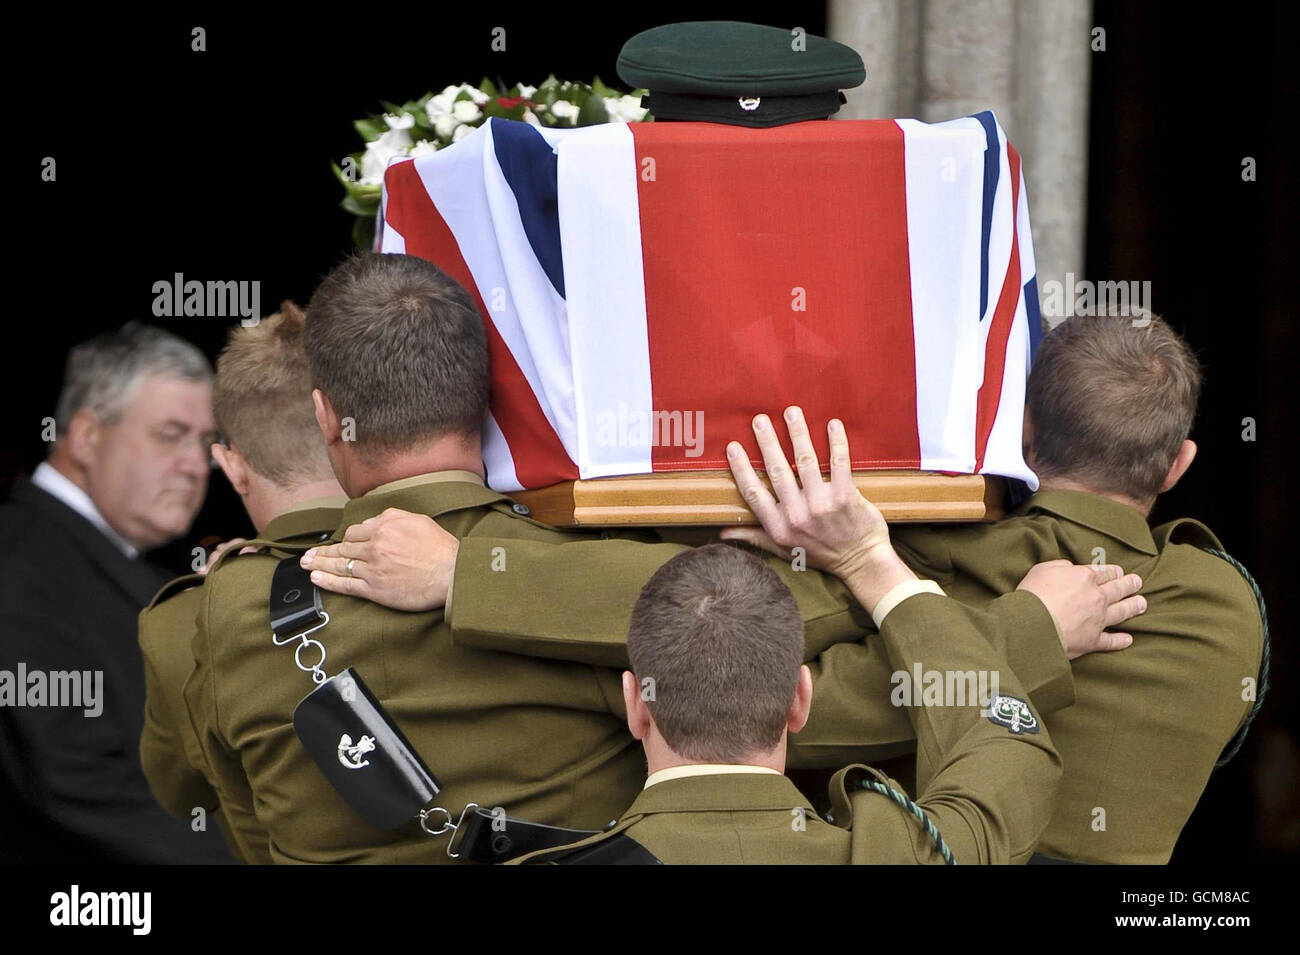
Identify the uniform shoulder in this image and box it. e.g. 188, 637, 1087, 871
1153, 521, 1255, 608
890, 513, 1042, 573
844, 773, 956, 864
828, 762, 905, 825
139, 574, 206, 647
1151, 516, 1224, 553
138, 578, 208, 674
144, 573, 205, 612
205, 545, 283, 580
1148, 524, 1264, 669
471, 500, 602, 542
196, 547, 284, 632
827, 763, 955, 863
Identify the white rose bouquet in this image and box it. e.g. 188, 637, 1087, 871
336, 76, 650, 250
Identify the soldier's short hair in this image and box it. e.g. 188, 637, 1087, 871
54, 322, 212, 436
1026, 313, 1202, 503
212, 302, 334, 486
627, 543, 805, 763
304, 253, 489, 458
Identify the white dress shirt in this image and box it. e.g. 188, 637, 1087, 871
644, 764, 782, 789
31, 461, 139, 559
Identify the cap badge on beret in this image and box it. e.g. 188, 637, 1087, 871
617, 20, 866, 128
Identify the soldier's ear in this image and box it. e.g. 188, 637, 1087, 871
1158, 439, 1197, 493
622, 671, 652, 741
788, 665, 813, 734
313, 389, 342, 446
212, 443, 249, 497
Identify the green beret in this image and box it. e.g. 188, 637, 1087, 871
617, 20, 866, 128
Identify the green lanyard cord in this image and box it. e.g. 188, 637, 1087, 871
1204, 548, 1271, 769
859, 779, 956, 865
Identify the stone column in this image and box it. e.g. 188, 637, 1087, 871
829, 0, 1092, 327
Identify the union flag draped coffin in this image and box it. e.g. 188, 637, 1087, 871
379, 112, 1042, 495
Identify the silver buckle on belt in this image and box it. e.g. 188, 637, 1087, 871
419, 802, 479, 859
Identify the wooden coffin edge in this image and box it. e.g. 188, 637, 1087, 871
510, 470, 1006, 527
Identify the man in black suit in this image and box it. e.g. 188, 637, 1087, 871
0, 322, 235, 863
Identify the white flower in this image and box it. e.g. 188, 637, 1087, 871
359, 126, 413, 184
434, 113, 459, 139
426, 85, 459, 121
522, 108, 542, 128
452, 124, 473, 142
409, 139, 440, 157
383, 112, 416, 130
603, 94, 648, 123
460, 83, 490, 105
452, 99, 482, 123
548, 99, 579, 124
517, 83, 537, 99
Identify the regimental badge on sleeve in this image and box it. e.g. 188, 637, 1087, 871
987, 695, 1040, 735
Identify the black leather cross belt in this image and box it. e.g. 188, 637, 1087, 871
270, 555, 600, 863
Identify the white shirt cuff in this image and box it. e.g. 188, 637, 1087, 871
871, 579, 945, 629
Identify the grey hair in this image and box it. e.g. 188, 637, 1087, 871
54, 322, 213, 434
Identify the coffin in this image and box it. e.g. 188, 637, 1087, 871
379, 111, 1039, 524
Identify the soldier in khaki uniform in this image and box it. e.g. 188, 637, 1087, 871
140, 507, 339, 863
138, 304, 345, 864
509, 518, 1060, 863
185, 254, 906, 864
310, 315, 1253, 864
878, 314, 1264, 862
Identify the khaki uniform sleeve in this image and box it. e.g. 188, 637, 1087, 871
139, 639, 219, 818
789, 591, 1072, 769
447, 536, 870, 667
981, 591, 1074, 713
844, 593, 1062, 864
895, 523, 1075, 710
895, 525, 1074, 713
593, 666, 629, 721
137, 586, 226, 823
183, 578, 268, 864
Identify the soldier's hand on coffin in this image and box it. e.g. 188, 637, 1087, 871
720, 406, 914, 615
299, 507, 458, 611
1015, 559, 1144, 660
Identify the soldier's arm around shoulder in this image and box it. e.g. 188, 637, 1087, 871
849, 592, 1063, 864
449, 532, 868, 667
897, 523, 1077, 716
